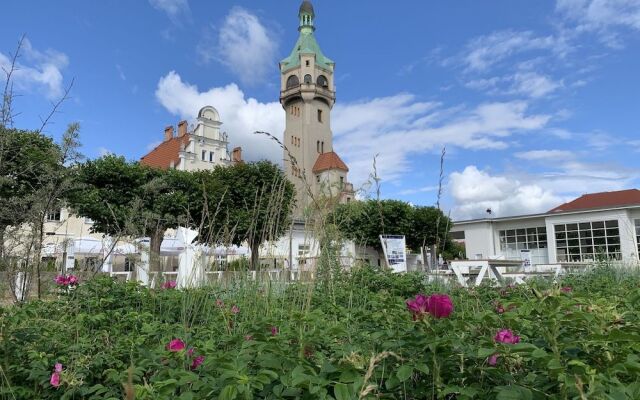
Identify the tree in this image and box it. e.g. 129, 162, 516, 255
332, 199, 413, 254
67, 155, 199, 271
196, 161, 295, 270
0, 127, 61, 257
332, 200, 453, 265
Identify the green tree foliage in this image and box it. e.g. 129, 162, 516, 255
196, 161, 295, 270
0, 127, 61, 235
67, 155, 199, 268
332, 199, 452, 254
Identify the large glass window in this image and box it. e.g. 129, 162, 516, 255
499, 227, 547, 251
554, 220, 621, 262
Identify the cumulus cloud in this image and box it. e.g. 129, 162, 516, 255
149, 0, 190, 21
450, 166, 565, 219
155, 71, 283, 163
333, 98, 551, 187
203, 7, 278, 86
0, 38, 69, 100
449, 159, 638, 220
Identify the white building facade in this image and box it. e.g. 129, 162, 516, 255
451, 190, 640, 265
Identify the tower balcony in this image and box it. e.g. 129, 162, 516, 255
280, 83, 335, 107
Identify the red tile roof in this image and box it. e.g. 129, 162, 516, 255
140, 135, 190, 169
312, 151, 349, 173
549, 189, 640, 213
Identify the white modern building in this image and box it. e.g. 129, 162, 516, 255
451, 189, 640, 265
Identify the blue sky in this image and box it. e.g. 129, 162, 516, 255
2, 0, 640, 219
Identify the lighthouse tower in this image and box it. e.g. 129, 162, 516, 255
280, 1, 353, 215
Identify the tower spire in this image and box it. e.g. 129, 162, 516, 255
299, 0, 315, 32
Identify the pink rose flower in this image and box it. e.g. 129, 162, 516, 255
162, 281, 177, 289
488, 354, 499, 366
561, 286, 572, 293
67, 275, 78, 285
166, 338, 186, 352
427, 294, 454, 318
215, 299, 224, 308
231, 305, 240, 314
270, 326, 279, 336
190, 355, 205, 370
406, 294, 429, 316
494, 329, 520, 344
54, 275, 69, 286
50, 363, 63, 387
406, 293, 454, 319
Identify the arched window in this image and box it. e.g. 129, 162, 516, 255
286, 75, 299, 89
317, 75, 328, 88
304, 74, 312, 84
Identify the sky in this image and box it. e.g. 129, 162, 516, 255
2, 0, 640, 220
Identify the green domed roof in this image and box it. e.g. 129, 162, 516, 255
299, 1, 314, 16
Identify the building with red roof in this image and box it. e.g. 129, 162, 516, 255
451, 189, 640, 265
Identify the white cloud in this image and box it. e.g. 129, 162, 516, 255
450, 166, 562, 219
212, 7, 278, 86
461, 30, 567, 72
116, 64, 126, 81
97, 147, 113, 157
515, 149, 574, 161
0, 38, 69, 100
333, 97, 551, 187
155, 71, 283, 162
155, 73, 552, 193
149, 0, 190, 21
466, 71, 562, 98
398, 186, 439, 196
556, 0, 640, 33
450, 159, 638, 220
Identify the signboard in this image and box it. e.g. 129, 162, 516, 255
380, 235, 407, 273
520, 249, 532, 268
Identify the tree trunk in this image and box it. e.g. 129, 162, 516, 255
149, 229, 164, 274
0, 226, 5, 261
250, 241, 260, 271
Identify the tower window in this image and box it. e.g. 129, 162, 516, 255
321, 141, 324, 153
201, 150, 206, 161
317, 75, 328, 88
304, 74, 312, 84
317, 140, 320, 153
286, 75, 299, 89
209, 151, 214, 162
317, 110, 322, 122
305, 60, 310, 67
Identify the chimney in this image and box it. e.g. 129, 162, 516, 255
177, 120, 188, 137
232, 147, 243, 163
164, 125, 174, 142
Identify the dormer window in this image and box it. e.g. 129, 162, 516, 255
305, 60, 310, 67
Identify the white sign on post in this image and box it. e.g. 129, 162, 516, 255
380, 235, 407, 273
520, 249, 532, 268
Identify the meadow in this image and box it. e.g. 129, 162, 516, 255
1, 265, 640, 399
